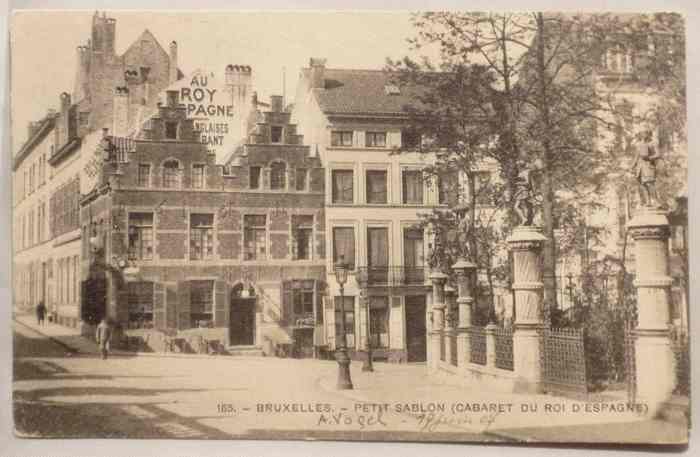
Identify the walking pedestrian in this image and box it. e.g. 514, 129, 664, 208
36, 301, 46, 326
95, 317, 113, 360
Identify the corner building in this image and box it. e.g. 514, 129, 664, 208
82, 92, 325, 356
292, 59, 445, 363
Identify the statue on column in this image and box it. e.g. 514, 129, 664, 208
513, 159, 542, 226
632, 130, 661, 208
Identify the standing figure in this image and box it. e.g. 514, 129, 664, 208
632, 131, 661, 208
95, 318, 113, 360
513, 159, 541, 226
36, 300, 46, 326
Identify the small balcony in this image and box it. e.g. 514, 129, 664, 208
356, 266, 427, 287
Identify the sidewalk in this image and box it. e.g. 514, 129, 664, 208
12, 313, 247, 360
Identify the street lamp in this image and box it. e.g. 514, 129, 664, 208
358, 273, 373, 372
334, 255, 353, 390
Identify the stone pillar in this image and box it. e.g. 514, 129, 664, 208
453, 258, 476, 367
444, 285, 456, 365
628, 208, 676, 411
508, 226, 547, 393
429, 272, 447, 370
485, 323, 498, 368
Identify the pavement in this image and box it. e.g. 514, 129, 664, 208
11, 314, 690, 444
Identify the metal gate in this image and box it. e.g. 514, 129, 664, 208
541, 328, 588, 395
624, 328, 637, 403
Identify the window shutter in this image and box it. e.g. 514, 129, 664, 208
177, 280, 191, 330
153, 282, 166, 329
281, 281, 292, 325
390, 296, 402, 349
325, 296, 335, 349
214, 280, 228, 327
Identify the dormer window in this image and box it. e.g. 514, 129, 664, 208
165, 121, 178, 140
270, 126, 283, 144
270, 161, 287, 190
163, 160, 181, 188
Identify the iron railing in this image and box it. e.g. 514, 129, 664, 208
357, 266, 427, 287
494, 327, 514, 371
439, 331, 446, 362
107, 136, 136, 163
468, 327, 487, 365
449, 332, 459, 366
541, 328, 588, 395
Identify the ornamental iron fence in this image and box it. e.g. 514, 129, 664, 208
356, 266, 427, 287
541, 327, 588, 395
624, 328, 637, 403
468, 327, 487, 365
449, 332, 458, 366
439, 331, 446, 362
494, 327, 514, 371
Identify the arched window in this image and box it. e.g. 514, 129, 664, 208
162, 159, 181, 188
270, 161, 286, 190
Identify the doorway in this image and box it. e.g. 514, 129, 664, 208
405, 295, 427, 362
229, 284, 256, 346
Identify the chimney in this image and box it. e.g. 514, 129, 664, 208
309, 58, 327, 89
55, 92, 72, 146
165, 89, 179, 108
169, 41, 178, 83
270, 95, 284, 113
112, 86, 130, 137
225, 64, 254, 153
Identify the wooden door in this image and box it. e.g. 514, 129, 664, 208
230, 297, 256, 346
405, 295, 427, 362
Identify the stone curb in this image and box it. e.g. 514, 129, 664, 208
14, 317, 267, 361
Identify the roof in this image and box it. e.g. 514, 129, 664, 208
13, 115, 56, 171
302, 68, 425, 116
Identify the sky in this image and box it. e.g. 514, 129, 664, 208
10, 10, 421, 152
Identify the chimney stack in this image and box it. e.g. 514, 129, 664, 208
165, 89, 179, 108
270, 95, 284, 113
309, 58, 327, 89
112, 86, 130, 137
169, 41, 178, 83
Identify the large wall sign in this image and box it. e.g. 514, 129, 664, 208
164, 68, 253, 162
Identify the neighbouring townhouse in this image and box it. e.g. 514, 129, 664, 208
80, 91, 326, 356
12, 11, 181, 331
292, 59, 458, 363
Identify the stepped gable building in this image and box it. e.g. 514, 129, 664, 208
12, 12, 182, 330
292, 59, 451, 363
81, 91, 326, 356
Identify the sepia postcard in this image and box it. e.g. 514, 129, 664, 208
8, 9, 690, 448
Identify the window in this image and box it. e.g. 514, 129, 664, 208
270, 162, 286, 190
366, 170, 388, 204
192, 164, 205, 189
472, 171, 493, 205
334, 296, 355, 348
270, 126, 283, 143
165, 121, 178, 139
367, 227, 389, 283
438, 171, 459, 205
79, 112, 89, 128
128, 213, 153, 260
402, 129, 422, 150
137, 164, 151, 187
403, 228, 425, 283
127, 281, 154, 328
369, 296, 389, 348
402, 169, 424, 204
365, 132, 387, 148
293, 283, 315, 316
295, 168, 308, 191
244, 215, 266, 260
332, 227, 355, 269
162, 160, 180, 188
190, 214, 214, 260
292, 215, 313, 260
249, 166, 261, 189
332, 170, 353, 204
331, 131, 353, 147
190, 280, 214, 324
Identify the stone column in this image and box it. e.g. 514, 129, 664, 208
452, 258, 476, 367
429, 272, 447, 371
628, 208, 676, 411
508, 226, 547, 393
444, 285, 456, 365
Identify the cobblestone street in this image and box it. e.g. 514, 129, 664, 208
12, 316, 687, 443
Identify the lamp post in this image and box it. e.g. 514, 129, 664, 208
359, 273, 374, 372
334, 255, 353, 390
